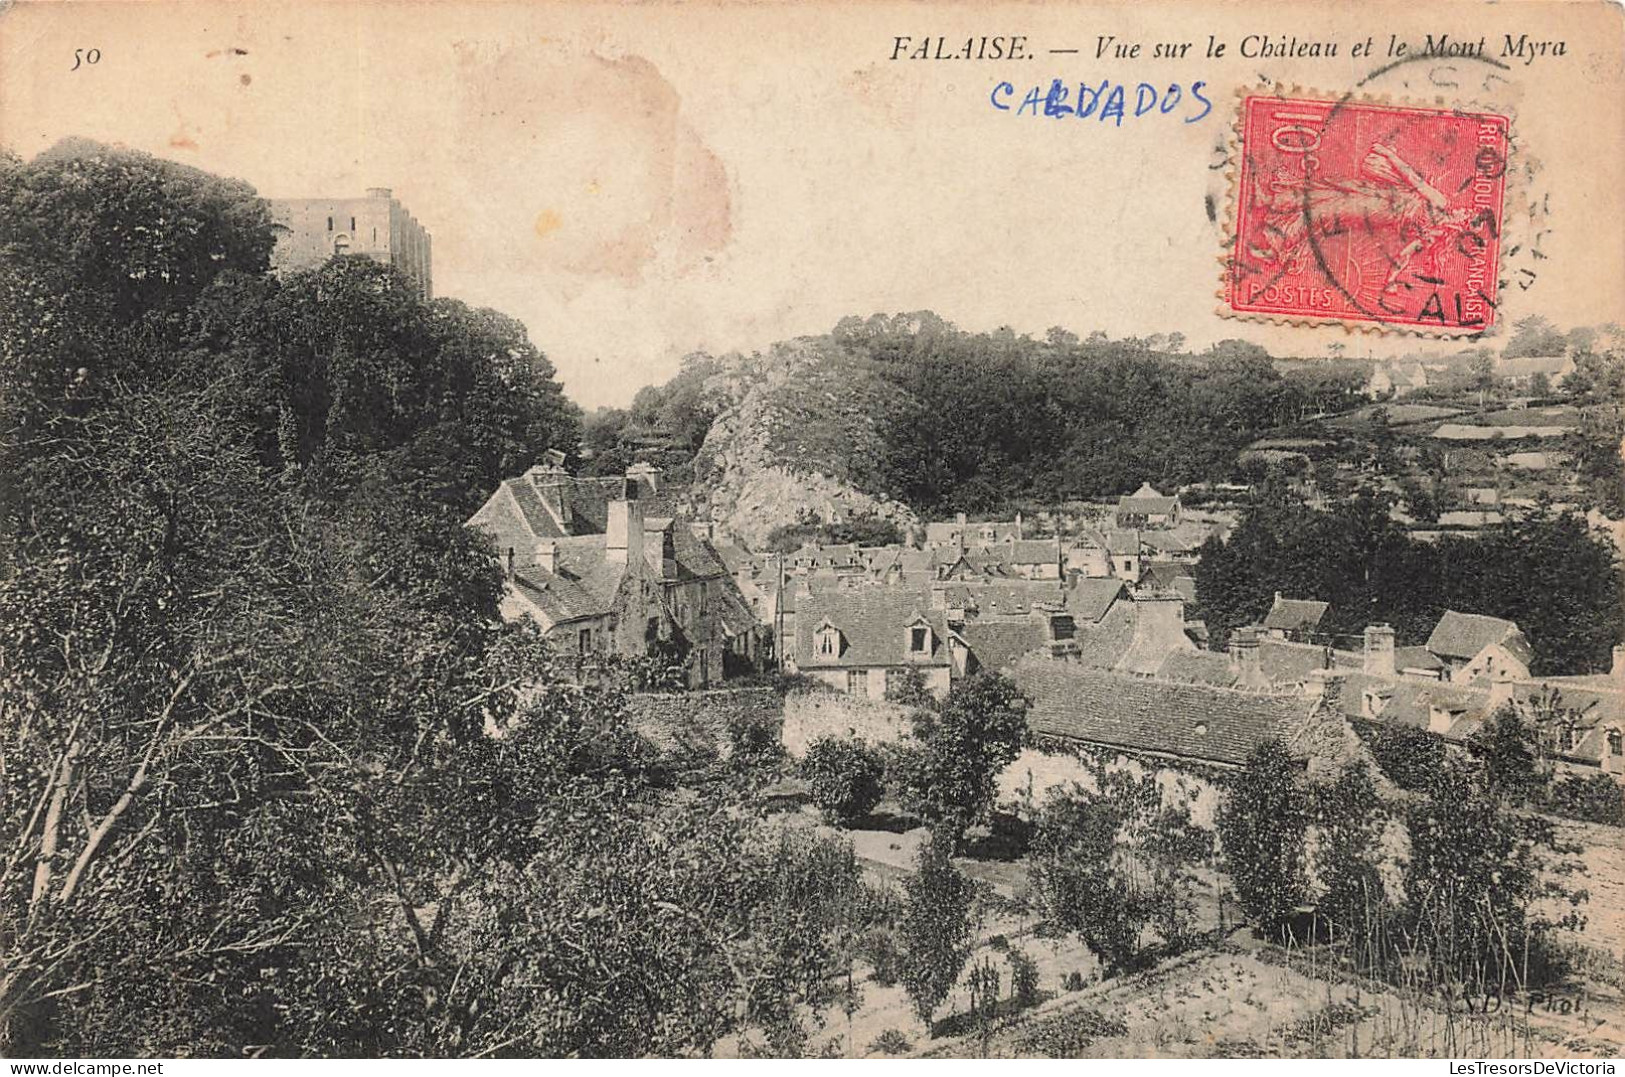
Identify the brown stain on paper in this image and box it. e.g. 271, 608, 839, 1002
452, 42, 732, 284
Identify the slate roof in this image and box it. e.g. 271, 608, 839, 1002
1262, 596, 1330, 633
1425, 610, 1533, 664
962, 620, 1047, 674
1013, 657, 1313, 767
1069, 600, 1138, 668
794, 589, 951, 669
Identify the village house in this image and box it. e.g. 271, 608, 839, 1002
1326, 636, 1625, 781
1260, 594, 1330, 642
1496, 354, 1576, 390
1115, 483, 1181, 529
1365, 361, 1430, 398
467, 462, 762, 687
789, 588, 956, 699
1424, 609, 1534, 684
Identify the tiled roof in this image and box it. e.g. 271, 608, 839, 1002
1425, 610, 1529, 662
1253, 639, 1343, 687
1066, 578, 1125, 623
1335, 671, 1492, 739
962, 620, 1047, 674
510, 560, 620, 625
1006, 539, 1062, 565
1100, 528, 1143, 554
1394, 645, 1445, 673
1118, 482, 1179, 515
1013, 657, 1312, 767
1158, 649, 1240, 687
794, 589, 951, 669
1070, 600, 1137, 668
959, 579, 1069, 619
1262, 596, 1330, 632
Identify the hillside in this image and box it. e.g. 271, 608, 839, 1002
587, 314, 1371, 546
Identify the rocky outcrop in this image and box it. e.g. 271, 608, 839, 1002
690, 339, 921, 549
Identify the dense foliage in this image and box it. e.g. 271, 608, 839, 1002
897, 836, 976, 1035
891, 673, 1029, 850
595, 313, 1365, 516
1193, 492, 1624, 673
0, 140, 864, 1057
1029, 770, 1212, 977
801, 737, 886, 826
1216, 741, 1309, 937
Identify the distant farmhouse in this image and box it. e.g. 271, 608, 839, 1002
1115, 483, 1181, 529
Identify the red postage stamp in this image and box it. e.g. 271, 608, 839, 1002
1225, 95, 1510, 333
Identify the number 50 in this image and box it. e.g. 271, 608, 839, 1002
71, 48, 101, 71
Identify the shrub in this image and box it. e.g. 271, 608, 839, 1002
801, 737, 885, 825
869, 1028, 913, 1056
859, 926, 902, 986
1360, 721, 1447, 792
1540, 772, 1625, 826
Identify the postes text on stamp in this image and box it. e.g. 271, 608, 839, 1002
1226, 94, 1510, 333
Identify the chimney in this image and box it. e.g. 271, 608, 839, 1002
930, 583, 947, 610
626, 460, 661, 495
1015, 512, 1024, 539
536, 541, 559, 575
956, 512, 967, 527
365, 186, 393, 200
1304, 667, 1345, 702
606, 497, 644, 576
1487, 669, 1517, 714
1364, 624, 1396, 677
1612, 644, 1625, 679
1230, 627, 1262, 681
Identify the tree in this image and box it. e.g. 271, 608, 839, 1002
897, 836, 975, 1035
1361, 723, 1448, 792
1309, 763, 1391, 956
1030, 772, 1212, 976
1029, 780, 1148, 976
1502, 315, 1567, 359
1217, 741, 1308, 937
1402, 761, 1583, 992
801, 738, 886, 826
1468, 706, 1544, 803
893, 673, 1028, 849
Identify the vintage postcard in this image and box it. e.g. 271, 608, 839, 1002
1, 0, 1623, 1064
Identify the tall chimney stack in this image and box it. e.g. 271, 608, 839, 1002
1364, 624, 1397, 677
606, 497, 644, 577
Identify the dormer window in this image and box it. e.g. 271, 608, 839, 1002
1608, 728, 1624, 758
816, 621, 843, 658
1362, 689, 1390, 720
910, 626, 929, 653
